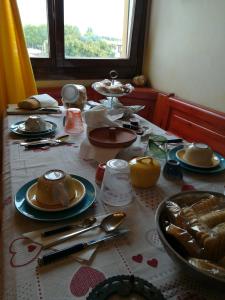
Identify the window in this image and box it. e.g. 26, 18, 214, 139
17, 0, 148, 80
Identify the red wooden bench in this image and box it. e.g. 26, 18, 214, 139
153, 93, 225, 155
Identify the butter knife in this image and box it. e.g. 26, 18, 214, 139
20, 139, 58, 146
41, 217, 97, 237
38, 228, 129, 266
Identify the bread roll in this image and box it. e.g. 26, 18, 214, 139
18, 99, 40, 110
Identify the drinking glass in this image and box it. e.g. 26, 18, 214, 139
99, 159, 134, 206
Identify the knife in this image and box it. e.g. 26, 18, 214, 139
20, 139, 57, 146
20, 134, 71, 147
165, 138, 183, 143
148, 138, 183, 144
38, 107, 61, 113
38, 229, 129, 266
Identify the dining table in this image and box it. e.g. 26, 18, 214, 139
1, 107, 225, 300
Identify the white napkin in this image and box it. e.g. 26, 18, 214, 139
23, 214, 109, 263
84, 105, 118, 133
100, 98, 145, 119
30, 94, 58, 108
79, 138, 121, 163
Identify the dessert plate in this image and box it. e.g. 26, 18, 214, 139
26, 178, 86, 212
176, 148, 220, 169
92, 82, 133, 98
14, 175, 96, 222
17, 121, 54, 133
10, 121, 57, 137
169, 145, 225, 174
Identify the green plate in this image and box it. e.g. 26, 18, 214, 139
10, 121, 57, 137
14, 175, 96, 222
168, 145, 225, 174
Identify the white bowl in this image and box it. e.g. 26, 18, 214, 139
30, 170, 86, 210
183, 143, 213, 167
24, 115, 47, 132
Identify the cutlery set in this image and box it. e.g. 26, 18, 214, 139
37, 212, 128, 266
38, 229, 129, 266
20, 135, 74, 149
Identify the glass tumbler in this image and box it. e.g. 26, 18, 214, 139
99, 159, 134, 206
65, 108, 84, 134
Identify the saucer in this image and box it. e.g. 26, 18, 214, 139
176, 149, 220, 169
17, 121, 53, 133
26, 178, 86, 212
14, 175, 96, 222
10, 121, 57, 137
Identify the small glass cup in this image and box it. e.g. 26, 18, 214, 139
65, 108, 84, 134
99, 159, 133, 206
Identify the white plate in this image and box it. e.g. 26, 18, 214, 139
176, 149, 220, 169
26, 178, 86, 212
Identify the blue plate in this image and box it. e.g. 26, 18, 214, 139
168, 145, 225, 174
10, 121, 57, 137
14, 175, 96, 221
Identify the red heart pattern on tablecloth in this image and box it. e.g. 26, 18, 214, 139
181, 184, 195, 191
27, 244, 37, 252
132, 254, 143, 263
147, 258, 158, 268
9, 237, 42, 267
70, 266, 105, 297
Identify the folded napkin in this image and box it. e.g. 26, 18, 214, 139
23, 214, 108, 263
30, 94, 58, 108
84, 105, 118, 133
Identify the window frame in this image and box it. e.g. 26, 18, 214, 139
31, 0, 148, 80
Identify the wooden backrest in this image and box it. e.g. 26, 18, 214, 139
153, 93, 225, 155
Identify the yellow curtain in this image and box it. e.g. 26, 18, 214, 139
0, 0, 37, 112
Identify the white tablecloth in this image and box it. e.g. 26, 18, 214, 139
2, 113, 225, 299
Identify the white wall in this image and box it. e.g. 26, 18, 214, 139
143, 0, 225, 113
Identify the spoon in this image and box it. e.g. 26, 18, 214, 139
41, 216, 97, 237
43, 212, 126, 249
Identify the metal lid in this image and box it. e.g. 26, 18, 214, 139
61, 84, 79, 103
